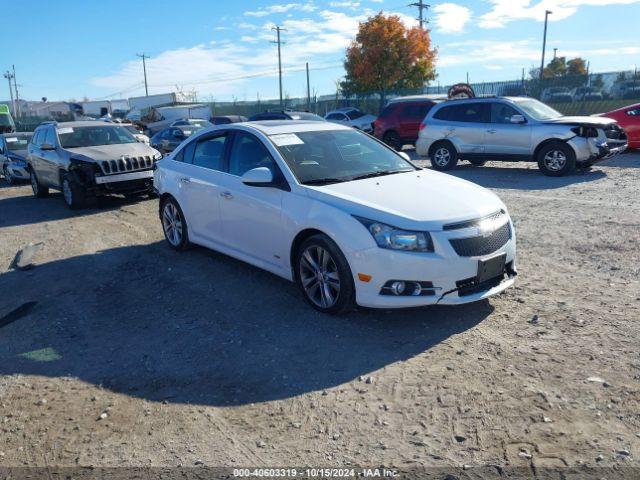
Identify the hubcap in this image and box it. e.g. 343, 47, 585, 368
299, 245, 340, 309
162, 202, 183, 246
62, 179, 73, 205
434, 147, 451, 167
543, 150, 567, 171
4, 166, 12, 184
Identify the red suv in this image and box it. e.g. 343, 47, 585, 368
373, 97, 439, 150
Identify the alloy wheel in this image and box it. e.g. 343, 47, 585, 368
543, 150, 567, 171
434, 147, 451, 167
30, 171, 39, 195
299, 245, 341, 309
4, 166, 13, 185
162, 202, 183, 247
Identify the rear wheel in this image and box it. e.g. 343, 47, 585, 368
295, 234, 356, 315
30, 169, 49, 198
537, 142, 576, 177
161, 197, 190, 251
61, 172, 88, 209
383, 131, 403, 151
430, 142, 458, 171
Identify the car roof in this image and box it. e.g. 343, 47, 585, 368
387, 94, 447, 104
237, 120, 351, 135
43, 120, 114, 128
2, 132, 32, 137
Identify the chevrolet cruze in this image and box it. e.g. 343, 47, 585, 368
154, 121, 517, 314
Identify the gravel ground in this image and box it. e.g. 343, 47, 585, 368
0, 153, 639, 475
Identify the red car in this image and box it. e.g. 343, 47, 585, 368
600, 103, 640, 149
374, 97, 440, 150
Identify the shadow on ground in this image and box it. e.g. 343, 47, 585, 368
0, 241, 491, 406
0, 187, 152, 228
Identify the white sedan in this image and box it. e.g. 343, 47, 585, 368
325, 108, 377, 133
154, 121, 516, 314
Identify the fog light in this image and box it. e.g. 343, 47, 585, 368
390, 281, 406, 296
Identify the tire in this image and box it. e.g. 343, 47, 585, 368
294, 234, 356, 315
160, 197, 190, 251
537, 142, 576, 177
383, 131, 403, 151
430, 141, 458, 171
30, 168, 49, 198
3, 165, 15, 185
61, 172, 88, 209
468, 159, 487, 166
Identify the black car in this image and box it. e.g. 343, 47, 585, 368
151, 125, 204, 154
210, 115, 247, 125
248, 110, 325, 122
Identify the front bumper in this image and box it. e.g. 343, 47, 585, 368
569, 137, 628, 164
348, 223, 517, 309
95, 169, 154, 184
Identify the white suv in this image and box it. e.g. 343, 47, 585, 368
154, 121, 516, 314
416, 97, 627, 176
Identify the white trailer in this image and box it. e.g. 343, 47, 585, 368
128, 92, 189, 111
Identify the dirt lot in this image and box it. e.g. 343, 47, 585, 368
0, 154, 639, 475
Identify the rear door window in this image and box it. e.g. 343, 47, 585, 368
192, 134, 228, 171
445, 103, 489, 123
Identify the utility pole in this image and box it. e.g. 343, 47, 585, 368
306, 62, 311, 111
271, 26, 286, 107
539, 10, 552, 81
409, 0, 430, 29
136, 53, 150, 97
3, 70, 15, 117
11, 65, 20, 118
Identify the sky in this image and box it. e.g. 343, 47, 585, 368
1, 0, 640, 103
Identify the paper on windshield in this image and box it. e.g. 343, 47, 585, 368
270, 133, 304, 146
6, 137, 18, 142
57, 127, 74, 134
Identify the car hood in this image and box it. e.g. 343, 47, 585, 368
305, 170, 505, 231
67, 142, 158, 161
355, 115, 377, 126
544, 116, 616, 127
7, 149, 27, 161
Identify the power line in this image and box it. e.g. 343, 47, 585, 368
136, 53, 150, 97
409, 0, 430, 29
3, 70, 15, 117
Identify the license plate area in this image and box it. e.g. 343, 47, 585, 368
477, 254, 506, 283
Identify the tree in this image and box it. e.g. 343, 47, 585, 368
567, 57, 587, 76
543, 57, 568, 78
343, 12, 436, 111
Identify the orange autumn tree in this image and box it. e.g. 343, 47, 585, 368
343, 13, 437, 111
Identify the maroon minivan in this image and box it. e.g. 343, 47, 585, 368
373, 97, 440, 151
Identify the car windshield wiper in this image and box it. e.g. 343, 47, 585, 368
302, 177, 346, 186
349, 169, 413, 181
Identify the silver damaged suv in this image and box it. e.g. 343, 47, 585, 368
28, 121, 162, 208
416, 97, 628, 176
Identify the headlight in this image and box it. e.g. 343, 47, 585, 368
355, 217, 434, 252
153, 152, 163, 161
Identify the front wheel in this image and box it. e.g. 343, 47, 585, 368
537, 142, 576, 177
430, 142, 458, 171
383, 131, 403, 151
61, 172, 88, 209
3, 165, 15, 185
295, 234, 356, 315
30, 169, 50, 198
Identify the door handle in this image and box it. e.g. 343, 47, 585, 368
179, 177, 191, 184
487, 129, 497, 134
220, 191, 233, 200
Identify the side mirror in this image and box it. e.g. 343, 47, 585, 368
241, 167, 274, 186
510, 114, 526, 124
41, 143, 56, 150
398, 151, 411, 161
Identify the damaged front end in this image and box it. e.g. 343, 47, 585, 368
68, 158, 154, 196
566, 123, 628, 165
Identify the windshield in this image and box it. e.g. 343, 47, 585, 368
346, 110, 365, 120
4, 134, 32, 150
513, 99, 562, 121
57, 125, 137, 148
272, 129, 416, 185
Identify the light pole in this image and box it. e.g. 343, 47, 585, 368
539, 10, 552, 81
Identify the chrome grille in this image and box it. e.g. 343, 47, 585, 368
449, 222, 512, 257
100, 156, 153, 175
443, 209, 506, 231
